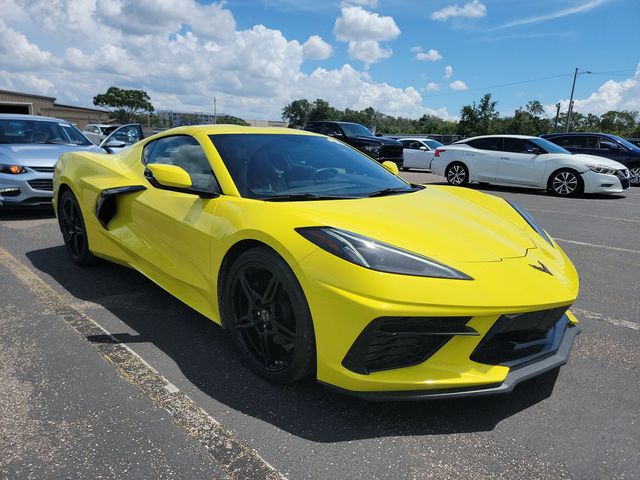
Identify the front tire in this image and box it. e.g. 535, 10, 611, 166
445, 162, 469, 186
629, 165, 640, 186
548, 169, 583, 196
221, 247, 316, 384
58, 189, 97, 266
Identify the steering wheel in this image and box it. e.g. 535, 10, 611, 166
312, 168, 340, 183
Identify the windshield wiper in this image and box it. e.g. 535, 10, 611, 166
365, 186, 422, 197
40, 140, 70, 145
262, 193, 359, 201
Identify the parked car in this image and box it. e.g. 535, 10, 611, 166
54, 124, 580, 399
541, 132, 640, 186
396, 137, 444, 171
0, 114, 102, 206
83, 123, 120, 145
303, 121, 403, 167
430, 134, 630, 196
99, 123, 144, 153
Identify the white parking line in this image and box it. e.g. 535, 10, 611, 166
528, 208, 640, 224
554, 238, 640, 255
572, 308, 639, 331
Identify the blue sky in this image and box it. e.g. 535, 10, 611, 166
1, 0, 639, 120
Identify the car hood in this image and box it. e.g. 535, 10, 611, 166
282, 186, 539, 263
0, 144, 102, 167
570, 154, 628, 169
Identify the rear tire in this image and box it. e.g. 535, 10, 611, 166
548, 169, 583, 196
445, 162, 469, 186
58, 189, 97, 266
221, 246, 316, 384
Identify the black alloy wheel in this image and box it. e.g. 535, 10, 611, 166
549, 169, 583, 196
445, 162, 469, 186
58, 189, 97, 266
222, 247, 315, 383
629, 166, 640, 186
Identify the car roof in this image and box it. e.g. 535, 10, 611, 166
542, 132, 615, 138
458, 134, 538, 142
306, 121, 360, 126
0, 113, 72, 122
148, 124, 320, 138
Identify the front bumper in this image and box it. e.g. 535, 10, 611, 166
0, 171, 54, 206
296, 242, 579, 396
324, 319, 580, 401
581, 170, 629, 193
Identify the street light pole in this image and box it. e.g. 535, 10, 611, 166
565, 67, 591, 132
553, 102, 561, 133
213, 96, 217, 125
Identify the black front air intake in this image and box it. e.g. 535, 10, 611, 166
470, 306, 571, 367
342, 316, 477, 375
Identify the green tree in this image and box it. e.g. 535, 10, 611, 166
93, 86, 154, 123
215, 115, 250, 126
307, 98, 340, 122
282, 99, 311, 128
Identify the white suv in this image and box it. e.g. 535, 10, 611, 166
430, 135, 630, 196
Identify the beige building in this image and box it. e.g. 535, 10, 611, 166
246, 119, 289, 128
0, 89, 111, 129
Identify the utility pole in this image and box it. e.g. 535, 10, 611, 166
553, 102, 561, 133
565, 67, 591, 132
213, 97, 217, 124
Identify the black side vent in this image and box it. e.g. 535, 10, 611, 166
470, 306, 570, 367
342, 316, 477, 375
95, 185, 146, 229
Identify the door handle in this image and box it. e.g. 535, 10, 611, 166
500, 157, 509, 160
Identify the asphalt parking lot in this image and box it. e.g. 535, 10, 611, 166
1, 172, 638, 479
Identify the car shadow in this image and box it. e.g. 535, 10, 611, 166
27, 245, 562, 443
464, 183, 628, 200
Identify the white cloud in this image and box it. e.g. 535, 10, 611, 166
444, 65, 453, 79
347, 40, 392, 64
341, 0, 378, 7
334, 6, 400, 41
431, 0, 486, 21
302, 35, 333, 60
546, 64, 640, 116
490, 0, 607, 31
415, 49, 443, 61
0, 0, 456, 120
449, 80, 468, 91
426, 82, 441, 92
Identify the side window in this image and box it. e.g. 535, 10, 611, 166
399, 140, 412, 148
410, 141, 423, 150
468, 137, 503, 151
586, 136, 600, 148
324, 123, 342, 136
559, 135, 587, 148
503, 138, 529, 153
145, 135, 219, 192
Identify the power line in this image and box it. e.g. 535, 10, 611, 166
423, 73, 571, 98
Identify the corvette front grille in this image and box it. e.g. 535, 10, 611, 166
470, 306, 571, 367
342, 316, 477, 375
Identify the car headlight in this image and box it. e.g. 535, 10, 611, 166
586, 164, 617, 175
506, 200, 553, 247
362, 145, 381, 155
296, 227, 472, 279
0, 164, 27, 174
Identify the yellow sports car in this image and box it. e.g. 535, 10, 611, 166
53, 125, 580, 399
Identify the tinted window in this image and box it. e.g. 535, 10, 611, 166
0, 119, 92, 145
466, 137, 503, 151
502, 138, 529, 153
530, 138, 571, 154
145, 135, 218, 191
424, 140, 443, 149
209, 134, 412, 199
339, 123, 373, 137
553, 135, 587, 148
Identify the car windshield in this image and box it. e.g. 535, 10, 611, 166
530, 138, 572, 154
210, 134, 415, 200
607, 134, 640, 151
425, 139, 444, 149
339, 123, 373, 137
0, 119, 92, 145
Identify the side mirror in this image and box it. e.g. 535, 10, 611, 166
381, 161, 399, 176
527, 147, 543, 155
146, 164, 192, 189
329, 132, 344, 138
419, 146, 428, 151
101, 139, 126, 153
602, 142, 620, 151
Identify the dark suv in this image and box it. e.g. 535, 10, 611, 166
303, 121, 403, 167
542, 132, 640, 186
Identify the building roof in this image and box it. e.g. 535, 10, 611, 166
0, 89, 56, 101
